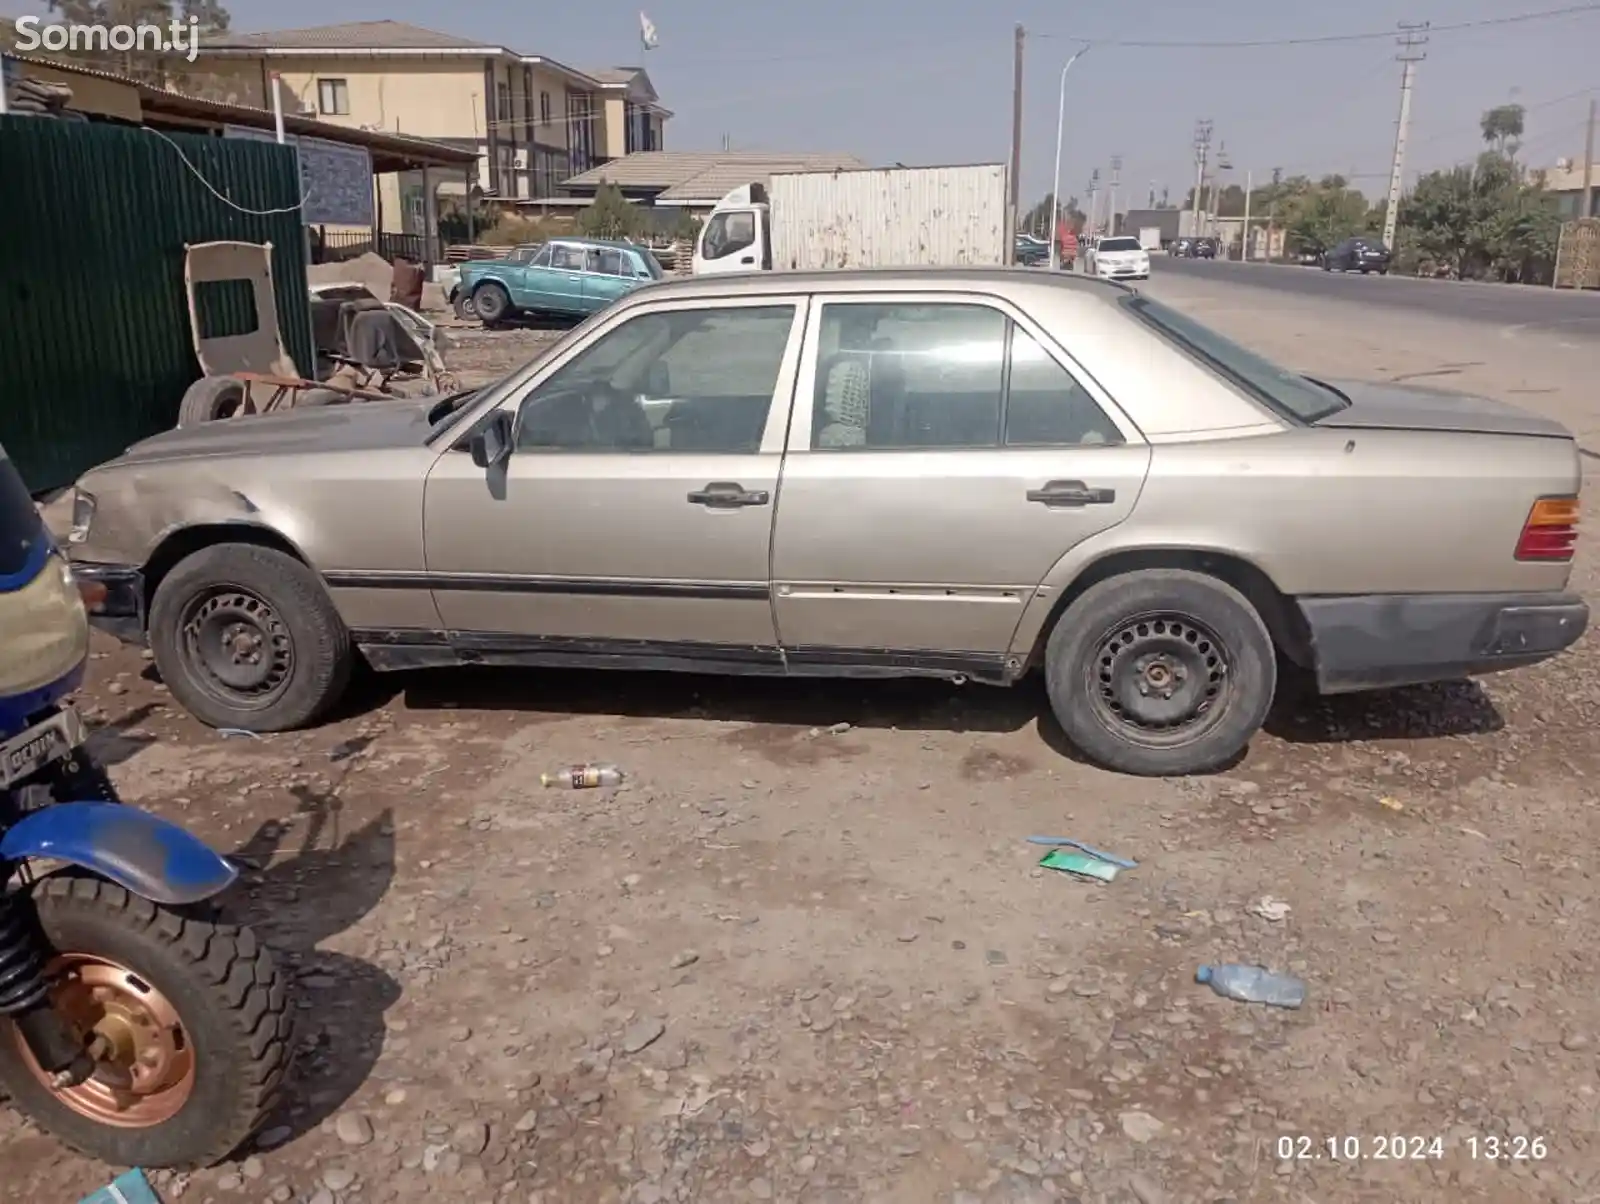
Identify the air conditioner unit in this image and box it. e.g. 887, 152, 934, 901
513, 150, 530, 170
1555, 157, 1573, 172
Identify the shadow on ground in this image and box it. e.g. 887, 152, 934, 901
227, 791, 401, 1152
344, 662, 1509, 769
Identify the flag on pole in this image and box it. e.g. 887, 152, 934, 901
640, 12, 659, 50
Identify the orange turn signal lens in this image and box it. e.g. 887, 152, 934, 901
1525, 497, 1581, 527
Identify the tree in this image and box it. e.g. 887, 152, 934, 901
669, 208, 702, 243
1480, 104, 1525, 158
1401, 150, 1557, 282
1276, 176, 1370, 255
1020, 192, 1084, 238
577, 181, 648, 241
32, 1, 231, 85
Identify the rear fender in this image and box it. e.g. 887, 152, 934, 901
0, 803, 237, 906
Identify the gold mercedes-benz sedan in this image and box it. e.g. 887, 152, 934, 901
65, 268, 1587, 776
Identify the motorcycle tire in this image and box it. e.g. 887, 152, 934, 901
0, 875, 293, 1168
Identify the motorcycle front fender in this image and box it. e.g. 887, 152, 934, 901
0, 802, 238, 905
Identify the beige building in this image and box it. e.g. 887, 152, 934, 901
188, 19, 670, 233
1540, 158, 1599, 220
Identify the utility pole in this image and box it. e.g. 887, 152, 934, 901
1008, 24, 1025, 260
1109, 155, 1122, 236
1240, 168, 1252, 260
1581, 97, 1597, 219
1087, 169, 1100, 237
1191, 120, 1213, 236
1381, 21, 1428, 250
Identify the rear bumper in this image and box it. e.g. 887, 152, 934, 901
1300, 591, 1589, 694
73, 562, 145, 645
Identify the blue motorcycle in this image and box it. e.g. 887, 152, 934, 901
0, 442, 290, 1168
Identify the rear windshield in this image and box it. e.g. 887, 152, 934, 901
639, 249, 666, 279
1120, 295, 1349, 425
1098, 237, 1142, 252
0, 444, 45, 582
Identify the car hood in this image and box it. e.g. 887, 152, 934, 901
1313, 378, 1572, 439
110, 398, 439, 467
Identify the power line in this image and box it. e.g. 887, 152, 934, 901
1033, 2, 1600, 49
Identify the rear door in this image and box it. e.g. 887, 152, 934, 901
582, 247, 636, 312
769, 293, 1152, 670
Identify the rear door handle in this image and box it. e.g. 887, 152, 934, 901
687, 481, 770, 508
1026, 480, 1116, 507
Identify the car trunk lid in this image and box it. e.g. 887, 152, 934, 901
1311, 378, 1573, 440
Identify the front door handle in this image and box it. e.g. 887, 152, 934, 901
687, 481, 770, 508
739, 255, 755, 265
1026, 480, 1116, 507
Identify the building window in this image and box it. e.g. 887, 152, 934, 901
496, 80, 512, 122
539, 90, 552, 128
566, 90, 596, 173
317, 78, 349, 116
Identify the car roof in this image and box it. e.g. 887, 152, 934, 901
551, 237, 644, 252
620, 265, 1138, 307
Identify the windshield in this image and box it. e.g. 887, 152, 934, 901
0, 444, 46, 583
1120, 296, 1350, 425
1098, 237, 1142, 252
507, 243, 544, 264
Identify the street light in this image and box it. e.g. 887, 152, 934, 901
1049, 43, 1092, 272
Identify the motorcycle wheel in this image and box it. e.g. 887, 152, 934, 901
0, 876, 292, 1168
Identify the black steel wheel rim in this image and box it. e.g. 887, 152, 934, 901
177, 587, 295, 709
1084, 610, 1233, 749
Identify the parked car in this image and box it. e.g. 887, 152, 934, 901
1169, 237, 1216, 259
458, 238, 665, 325
1086, 235, 1151, 281
442, 244, 543, 320
1323, 237, 1392, 274
64, 269, 1587, 777
1014, 235, 1051, 267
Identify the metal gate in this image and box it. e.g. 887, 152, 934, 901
0, 116, 313, 492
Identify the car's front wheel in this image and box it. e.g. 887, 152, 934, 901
1044, 570, 1276, 776
148, 543, 354, 732
473, 282, 512, 326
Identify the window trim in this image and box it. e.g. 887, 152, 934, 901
316, 77, 349, 116
785, 292, 1143, 454
500, 295, 813, 457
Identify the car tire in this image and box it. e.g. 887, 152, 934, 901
148, 543, 354, 732
451, 291, 477, 322
1044, 569, 1276, 777
473, 282, 512, 326
176, 376, 248, 427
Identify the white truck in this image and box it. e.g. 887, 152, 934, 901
692, 163, 1009, 275
1138, 226, 1163, 252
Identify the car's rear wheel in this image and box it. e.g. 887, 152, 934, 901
148, 543, 353, 732
1044, 570, 1276, 776
473, 283, 511, 326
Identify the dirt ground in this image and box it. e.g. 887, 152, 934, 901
8, 276, 1600, 1204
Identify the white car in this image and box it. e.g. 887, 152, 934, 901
1087, 236, 1151, 281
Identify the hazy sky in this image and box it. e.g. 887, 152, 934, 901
46, 1, 1600, 204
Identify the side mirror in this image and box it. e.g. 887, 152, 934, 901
470, 410, 513, 469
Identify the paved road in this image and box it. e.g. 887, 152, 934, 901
1154, 255, 1600, 342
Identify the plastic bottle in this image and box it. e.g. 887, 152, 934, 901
1195, 964, 1305, 1009
540, 764, 624, 789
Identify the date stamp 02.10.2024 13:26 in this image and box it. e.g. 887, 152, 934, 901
1275, 1134, 1551, 1164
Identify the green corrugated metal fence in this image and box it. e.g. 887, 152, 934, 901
0, 117, 314, 492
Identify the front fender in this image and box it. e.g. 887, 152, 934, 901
0, 803, 237, 906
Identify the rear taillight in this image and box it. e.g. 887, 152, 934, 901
1515, 496, 1580, 561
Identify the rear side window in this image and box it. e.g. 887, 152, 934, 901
810, 303, 1122, 450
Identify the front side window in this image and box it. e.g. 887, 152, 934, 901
1122, 294, 1348, 424
515, 306, 796, 454
316, 78, 349, 116
549, 245, 586, 271
701, 211, 756, 260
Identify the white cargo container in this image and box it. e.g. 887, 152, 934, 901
692, 163, 1008, 275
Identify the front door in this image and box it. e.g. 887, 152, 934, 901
769, 294, 1151, 669
422, 296, 809, 660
